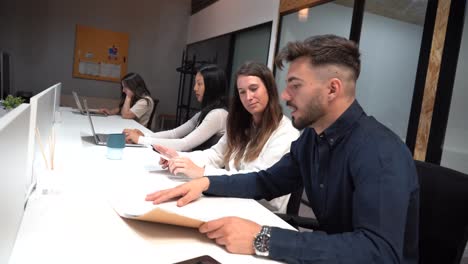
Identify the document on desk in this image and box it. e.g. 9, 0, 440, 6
112, 198, 204, 228
109, 174, 263, 229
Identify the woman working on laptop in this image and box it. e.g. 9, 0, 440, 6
153, 62, 299, 213
99, 73, 154, 127
124, 64, 228, 151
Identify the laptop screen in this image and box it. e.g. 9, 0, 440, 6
83, 99, 100, 144
72, 91, 84, 112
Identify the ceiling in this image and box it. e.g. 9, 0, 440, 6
334, 0, 428, 25
191, 0, 219, 15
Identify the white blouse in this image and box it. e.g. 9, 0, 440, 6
181, 115, 300, 213
138, 108, 228, 151
130, 96, 154, 127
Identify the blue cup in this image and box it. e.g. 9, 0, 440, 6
106, 133, 125, 160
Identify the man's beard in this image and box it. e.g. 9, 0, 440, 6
290, 97, 325, 130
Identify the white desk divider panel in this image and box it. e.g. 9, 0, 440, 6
53, 83, 61, 123
26, 84, 56, 195
0, 104, 31, 263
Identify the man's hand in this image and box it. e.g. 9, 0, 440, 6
199, 217, 261, 255
145, 177, 210, 206
168, 157, 204, 178
123, 128, 144, 143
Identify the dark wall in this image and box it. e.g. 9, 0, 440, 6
0, 0, 191, 116
177, 34, 233, 122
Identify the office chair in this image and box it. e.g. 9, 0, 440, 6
275, 186, 320, 230
415, 160, 468, 264
146, 98, 159, 130
191, 133, 223, 151
276, 161, 468, 264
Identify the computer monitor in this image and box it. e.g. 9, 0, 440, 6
0, 104, 31, 263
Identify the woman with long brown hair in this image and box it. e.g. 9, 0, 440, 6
99, 73, 154, 127
154, 62, 299, 213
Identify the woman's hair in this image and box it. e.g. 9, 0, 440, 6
196, 64, 228, 125
118, 73, 152, 112
224, 62, 283, 169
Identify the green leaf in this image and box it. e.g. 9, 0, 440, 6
2, 95, 25, 109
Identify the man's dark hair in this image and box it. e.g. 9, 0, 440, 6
275, 34, 361, 80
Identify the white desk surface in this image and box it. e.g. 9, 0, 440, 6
9, 108, 292, 264
0, 107, 7, 118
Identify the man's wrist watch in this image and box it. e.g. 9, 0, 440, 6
253, 226, 272, 256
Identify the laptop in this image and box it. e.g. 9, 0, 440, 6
72, 91, 107, 116
83, 99, 145, 147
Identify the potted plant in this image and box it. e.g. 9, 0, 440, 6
1, 95, 25, 110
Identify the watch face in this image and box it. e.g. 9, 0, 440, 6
254, 234, 270, 252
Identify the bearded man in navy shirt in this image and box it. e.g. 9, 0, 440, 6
147, 34, 419, 264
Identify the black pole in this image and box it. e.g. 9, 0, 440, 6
349, 0, 365, 43
185, 54, 196, 123
175, 50, 185, 127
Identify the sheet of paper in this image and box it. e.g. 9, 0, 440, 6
78, 61, 100, 76
99, 63, 112, 77
88, 62, 100, 76
107, 173, 278, 226
110, 64, 121, 78
78, 61, 86, 74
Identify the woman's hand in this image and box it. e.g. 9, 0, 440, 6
123, 87, 134, 98
123, 128, 144, 143
168, 157, 205, 178
153, 145, 179, 169
99, 108, 112, 115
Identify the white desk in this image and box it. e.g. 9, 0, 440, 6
10, 108, 292, 264
0, 106, 8, 118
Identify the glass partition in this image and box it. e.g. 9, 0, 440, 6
357, 0, 427, 140
441, 7, 468, 174
229, 23, 271, 95
275, 0, 427, 142
275, 1, 353, 117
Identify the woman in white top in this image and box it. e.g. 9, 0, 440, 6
99, 73, 154, 127
124, 65, 228, 151
154, 62, 300, 213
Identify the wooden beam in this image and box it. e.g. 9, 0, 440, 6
414, 0, 451, 161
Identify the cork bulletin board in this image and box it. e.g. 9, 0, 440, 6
72, 24, 129, 82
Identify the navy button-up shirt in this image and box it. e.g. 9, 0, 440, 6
207, 100, 419, 263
